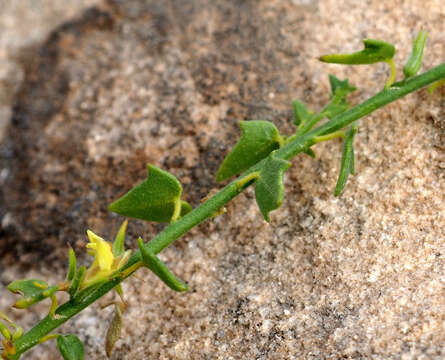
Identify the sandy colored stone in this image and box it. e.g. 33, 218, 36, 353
0, 0, 101, 142
0, 0, 444, 359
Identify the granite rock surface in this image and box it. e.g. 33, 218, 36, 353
0, 0, 444, 359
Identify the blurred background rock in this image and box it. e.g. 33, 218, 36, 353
0, 0, 100, 142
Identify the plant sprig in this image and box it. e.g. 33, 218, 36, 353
1, 31, 444, 360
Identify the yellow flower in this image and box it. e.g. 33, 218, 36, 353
86, 230, 114, 272
82, 230, 131, 289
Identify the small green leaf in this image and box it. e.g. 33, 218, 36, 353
138, 238, 189, 292
105, 303, 124, 357
67, 248, 77, 282
69, 266, 86, 298
109, 165, 192, 223
7, 279, 58, 309
113, 220, 128, 256
292, 100, 312, 126
320, 77, 356, 119
57, 334, 85, 360
320, 39, 395, 65
334, 123, 358, 196
403, 31, 428, 78
216, 121, 283, 181
328, 75, 357, 104
8, 279, 48, 297
254, 153, 291, 222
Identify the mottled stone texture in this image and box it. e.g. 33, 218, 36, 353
0, 0, 444, 359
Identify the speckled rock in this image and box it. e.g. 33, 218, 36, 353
0, 0, 444, 359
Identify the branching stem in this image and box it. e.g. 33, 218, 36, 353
6, 62, 445, 360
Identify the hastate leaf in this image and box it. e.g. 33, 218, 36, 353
57, 335, 85, 360
216, 121, 283, 182
320, 39, 395, 65
322, 76, 357, 119
254, 153, 291, 222
109, 164, 192, 223
292, 100, 313, 126
328, 75, 356, 103
7, 279, 58, 309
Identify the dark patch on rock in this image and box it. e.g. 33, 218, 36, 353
1, 0, 307, 268
1, 7, 115, 267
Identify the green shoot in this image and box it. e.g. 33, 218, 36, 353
320, 39, 397, 87
1, 32, 444, 360
403, 30, 428, 78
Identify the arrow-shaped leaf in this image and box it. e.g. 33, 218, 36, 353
7, 279, 58, 309
109, 165, 192, 223
138, 238, 188, 292
254, 153, 291, 222
319, 39, 395, 65
292, 100, 313, 126
334, 123, 358, 196
57, 335, 85, 360
216, 121, 283, 181
328, 75, 356, 104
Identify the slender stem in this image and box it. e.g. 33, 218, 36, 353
7, 62, 445, 359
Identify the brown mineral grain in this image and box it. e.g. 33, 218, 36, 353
0, 1, 444, 359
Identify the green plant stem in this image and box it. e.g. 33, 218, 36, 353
7, 62, 445, 360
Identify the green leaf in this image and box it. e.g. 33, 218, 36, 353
68, 266, 86, 298
66, 248, 77, 282
216, 121, 283, 181
254, 153, 291, 221
328, 75, 357, 104
57, 335, 85, 360
403, 30, 428, 78
7, 279, 58, 309
113, 220, 128, 256
334, 123, 358, 196
292, 100, 312, 126
109, 164, 192, 223
319, 76, 356, 120
320, 39, 395, 65
138, 238, 189, 292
